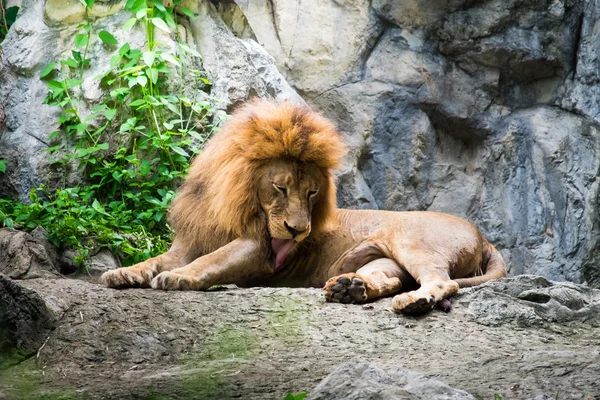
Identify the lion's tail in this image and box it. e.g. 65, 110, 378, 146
454, 241, 507, 288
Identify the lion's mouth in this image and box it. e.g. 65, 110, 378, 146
271, 238, 295, 272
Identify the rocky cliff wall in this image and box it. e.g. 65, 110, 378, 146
0, 0, 598, 284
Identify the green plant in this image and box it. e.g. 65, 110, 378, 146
284, 392, 308, 400
0, 0, 221, 267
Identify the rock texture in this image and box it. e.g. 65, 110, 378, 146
0, 275, 56, 369
230, 0, 600, 284
0, 276, 598, 399
1, 1, 600, 283
307, 363, 475, 400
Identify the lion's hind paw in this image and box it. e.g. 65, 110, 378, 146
324, 274, 367, 304
392, 292, 436, 314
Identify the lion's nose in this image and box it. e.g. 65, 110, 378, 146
284, 221, 307, 237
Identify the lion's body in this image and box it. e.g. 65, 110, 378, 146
101, 99, 506, 313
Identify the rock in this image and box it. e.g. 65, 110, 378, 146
307, 363, 475, 400
0, 229, 60, 279
461, 275, 600, 328
86, 249, 121, 276
3, 276, 597, 399
190, 2, 302, 110
0, 275, 56, 369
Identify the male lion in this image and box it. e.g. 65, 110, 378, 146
101, 99, 507, 313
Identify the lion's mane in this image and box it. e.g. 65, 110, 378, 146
169, 99, 347, 254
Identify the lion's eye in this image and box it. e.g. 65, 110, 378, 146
273, 184, 287, 197
308, 190, 318, 198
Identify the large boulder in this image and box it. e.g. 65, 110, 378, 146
307, 363, 475, 400
0, 274, 56, 369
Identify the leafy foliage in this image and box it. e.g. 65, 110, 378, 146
0, 0, 220, 267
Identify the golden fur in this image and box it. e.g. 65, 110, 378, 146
168, 99, 346, 256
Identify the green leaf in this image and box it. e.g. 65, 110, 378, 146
169, 145, 189, 157
110, 54, 121, 68
151, 17, 171, 33
154, 0, 166, 12
98, 30, 118, 45
143, 51, 155, 67
136, 10, 147, 19
137, 75, 148, 87
105, 109, 117, 120
76, 123, 89, 133
147, 68, 159, 84
61, 58, 79, 68
0, 160, 6, 174
48, 130, 62, 140
66, 79, 83, 88
129, 99, 146, 107
119, 43, 131, 56
160, 52, 180, 67
181, 7, 196, 20
164, 12, 176, 30
124, 17, 137, 30
91, 199, 110, 216
75, 33, 88, 49
140, 160, 151, 176
97, 143, 109, 150
40, 63, 56, 79
85, 0, 94, 8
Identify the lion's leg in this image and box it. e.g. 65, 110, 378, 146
151, 238, 271, 291
100, 239, 189, 288
390, 250, 460, 314
323, 258, 414, 304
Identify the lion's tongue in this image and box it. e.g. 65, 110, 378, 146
271, 238, 295, 272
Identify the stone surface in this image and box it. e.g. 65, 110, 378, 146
307, 363, 475, 400
231, 0, 600, 284
0, 275, 56, 369
462, 275, 600, 328
0, 229, 59, 279
0, 277, 597, 399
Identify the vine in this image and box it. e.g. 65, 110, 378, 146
0, 0, 220, 267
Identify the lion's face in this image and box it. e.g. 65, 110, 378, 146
257, 158, 325, 243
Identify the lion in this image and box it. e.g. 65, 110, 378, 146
101, 98, 507, 313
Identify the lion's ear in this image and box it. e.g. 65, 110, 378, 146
311, 171, 338, 234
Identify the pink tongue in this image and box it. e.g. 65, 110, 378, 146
271, 238, 295, 272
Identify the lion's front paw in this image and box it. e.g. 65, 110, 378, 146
151, 271, 203, 291
391, 292, 435, 314
323, 274, 367, 304
101, 266, 154, 288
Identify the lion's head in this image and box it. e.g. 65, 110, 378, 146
169, 99, 347, 265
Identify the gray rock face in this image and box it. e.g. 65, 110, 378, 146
0, 229, 60, 279
233, 0, 600, 284
462, 275, 600, 328
307, 363, 475, 400
0, 274, 56, 369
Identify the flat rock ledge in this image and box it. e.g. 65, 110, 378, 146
0, 275, 598, 399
